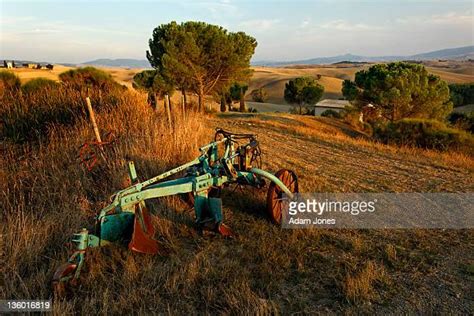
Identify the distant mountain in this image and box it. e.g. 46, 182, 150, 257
80, 58, 151, 68
253, 46, 474, 66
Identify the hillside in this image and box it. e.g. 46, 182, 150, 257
7, 60, 474, 107
248, 61, 474, 105
254, 46, 474, 66
81, 58, 151, 69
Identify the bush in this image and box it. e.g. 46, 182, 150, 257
374, 118, 474, 154
22, 78, 59, 94
247, 107, 258, 113
1, 83, 126, 143
59, 67, 124, 92
448, 112, 474, 133
0, 70, 21, 93
449, 83, 474, 107
250, 88, 268, 103
289, 106, 313, 115
321, 109, 341, 119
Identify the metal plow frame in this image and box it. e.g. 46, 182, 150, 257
53, 129, 298, 295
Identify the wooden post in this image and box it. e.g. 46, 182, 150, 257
165, 94, 172, 130
181, 94, 185, 120
85, 97, 102, 143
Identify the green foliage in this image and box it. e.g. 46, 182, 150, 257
289, 106, 313, 115
374, 118, 474, 153
321, 109, 341, 119
229, 83, 248, 102
250, 88, 268, 103
59, 67, 123, 92
284, 77, 324, 106
229, 83, 248, 112
132, 70, 174, 97
342, 79, 358, 101
448, 111, 474, 133
147, 21, 257, 111
345, 62, 452, 121
22, 78, 59, 94
449, 83, 474, 107
0, 70, 21, 92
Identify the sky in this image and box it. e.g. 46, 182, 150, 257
0, 0, 473, 63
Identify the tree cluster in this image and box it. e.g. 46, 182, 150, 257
342, 62, 452, 122
449, 83, 474, 108
142, 21, 257, 112
284, 77, 324, 114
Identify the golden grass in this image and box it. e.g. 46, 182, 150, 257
2, 82, 473, 313
228, 113, 474, 170
344, 261, 387, 303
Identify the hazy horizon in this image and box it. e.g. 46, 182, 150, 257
1, 0, 473, 63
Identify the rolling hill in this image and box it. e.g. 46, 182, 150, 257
80, 58, 151, 68
254, 46, 474, 66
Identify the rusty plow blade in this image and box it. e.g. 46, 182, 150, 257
128, 205, 160, 254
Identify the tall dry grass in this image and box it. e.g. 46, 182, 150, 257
0, 84, 216, 313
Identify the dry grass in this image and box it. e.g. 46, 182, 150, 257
344, 261, 387, 303
1, 80, 473, 314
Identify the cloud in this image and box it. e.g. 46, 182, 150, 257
319, 19, 378, 31
239, 19, 280, 31
396, 12, 473, 26
195, 0, 238, 16
1, 16, 35, 25
300, 19, 310, 28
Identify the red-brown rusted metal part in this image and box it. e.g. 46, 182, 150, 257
78, 132, 116, 171
128, 206, 159, 254
216, 223, 234, 238
266, 169, 298, 224
52, 263, 77, 298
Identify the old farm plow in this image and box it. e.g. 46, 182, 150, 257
53, 129, 298, 295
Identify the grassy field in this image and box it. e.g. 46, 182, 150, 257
9, 60, 474, 107
1, 75, 473, 314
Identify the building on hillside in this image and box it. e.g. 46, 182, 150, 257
5, 61, 14, 69
312, 99, 350, 116
23, 63, 37, 69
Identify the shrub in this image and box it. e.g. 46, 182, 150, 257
449, 83, 474, 107
0, 70, 21, 92
250, 88, 268, 103
1, 84, 126, 143
59, 67, 124, 92
22, 78, 59, 94
374, 118, 474, 154
247, 107, 258, 113
289, 106, 313, 115
448, 112, 474, 133
321, 109, 341, 119
341, 106, 362, 126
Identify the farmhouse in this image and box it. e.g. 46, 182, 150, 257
312, 99, 350, 115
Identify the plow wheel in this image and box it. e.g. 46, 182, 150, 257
266, 169, 298, 225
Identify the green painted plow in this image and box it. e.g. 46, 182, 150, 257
53, 128, 298, 295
